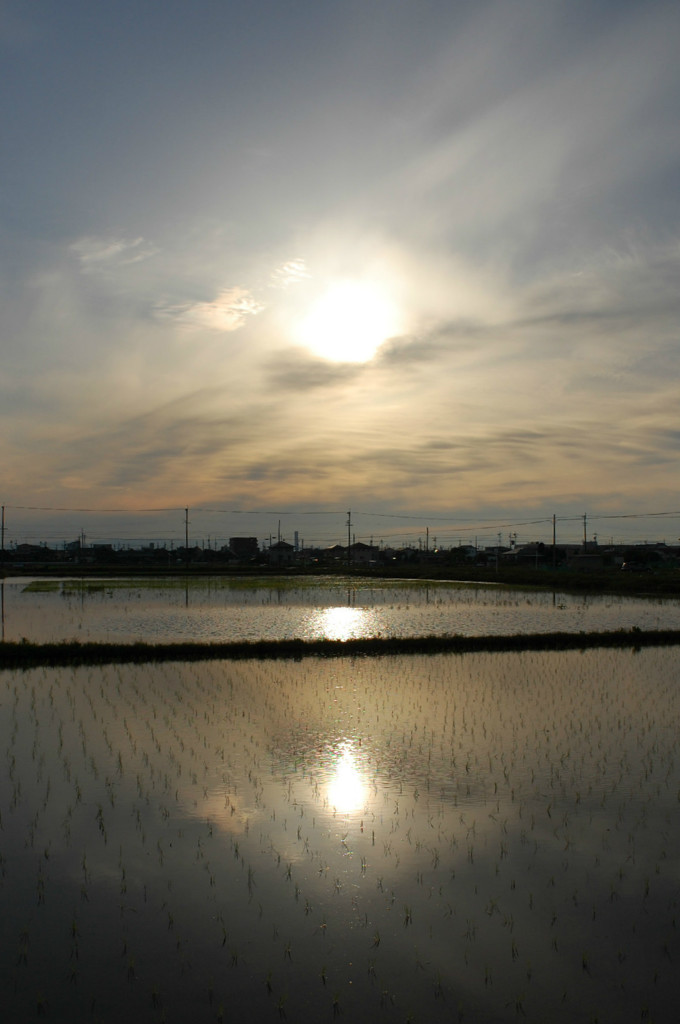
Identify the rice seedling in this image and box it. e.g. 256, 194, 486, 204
2, 640, 680, 1021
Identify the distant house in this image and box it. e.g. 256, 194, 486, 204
137, 544, 170, 562
267, 540, 295, 566
321, 544, 347, 564
445, 545, 477, 564
228, 537, 259, 561
349, 542, 379, 565
392, 546, 420, 563
504, 542, 551, 566
12, 543, 57, 563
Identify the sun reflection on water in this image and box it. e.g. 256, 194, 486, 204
326, 743, 367, 814
309, 606, 378, 640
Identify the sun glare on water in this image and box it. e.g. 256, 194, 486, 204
327, 744, 367, 814
309, 606, 378, 640
297, 279, 401, 363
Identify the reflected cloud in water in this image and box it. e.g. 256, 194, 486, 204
308, 605, 380, 640
326, 742, 368, 814
3, 653, 680, 1022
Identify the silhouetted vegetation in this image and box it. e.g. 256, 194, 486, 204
350, 564, 680, 596
2, 628, 679, 668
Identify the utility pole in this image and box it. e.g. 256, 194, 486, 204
347, 510, 351, 569
1, 505, 4, 563
552, 513, 556, 568
583, 513, 587, 550
185, 507, 190, 569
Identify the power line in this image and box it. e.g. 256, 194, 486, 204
589, 510, 680, 521
3, 504, 679, 546
6, 505, 184, 513
7, 503, 680, 521
190, 508, 345, 516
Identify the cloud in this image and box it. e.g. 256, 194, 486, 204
266, 348, 364, 391
376, 322, 493, 367
70, 235, 159, 271
270, 258, 310, 288
3, 0, 680, 533
155, 286, 264, 332
370, 2, 680, 280
34, 387, 282, 498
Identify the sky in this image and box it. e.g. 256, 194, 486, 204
2, 0, 680, 549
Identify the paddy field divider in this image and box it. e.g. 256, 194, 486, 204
1, 628, 680, 668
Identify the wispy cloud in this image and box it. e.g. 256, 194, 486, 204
70, 235, 158, 271
266, 349, 363, 391
270, 258, 310, 288
3, 1, 680, 533
155, 287, 264, 332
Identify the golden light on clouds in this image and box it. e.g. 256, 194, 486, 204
6, 1, 680, 526
271, 258, 311, 288
158, 287, 264, 332
296, 279, 402, 363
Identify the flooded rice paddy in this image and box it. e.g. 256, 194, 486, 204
2, 647, 679, 1022
3, 575, 680, 643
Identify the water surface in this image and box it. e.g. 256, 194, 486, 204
2, 575, 678, 643
1, 648, 678, 1022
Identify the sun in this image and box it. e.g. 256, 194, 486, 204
296, 279, 400, 363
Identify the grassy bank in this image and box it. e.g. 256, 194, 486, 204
2, 628, 679, 668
